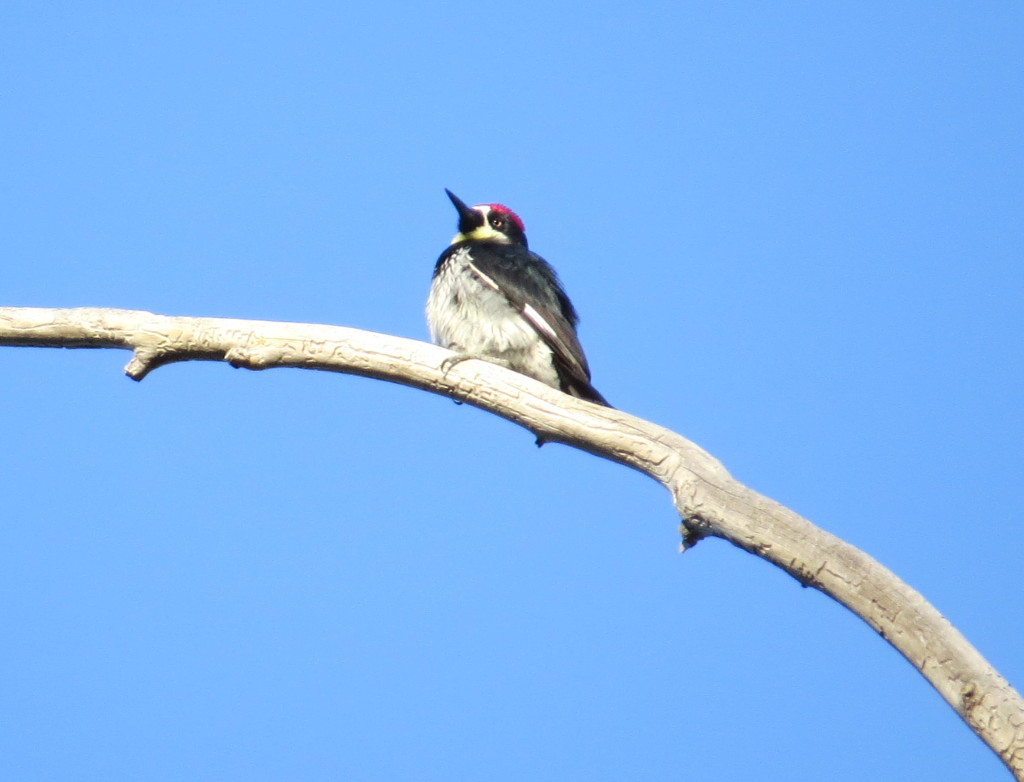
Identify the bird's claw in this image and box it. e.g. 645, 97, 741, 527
440, 353, 475, 376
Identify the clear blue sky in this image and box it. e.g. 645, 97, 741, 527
2, 3, 1021, 779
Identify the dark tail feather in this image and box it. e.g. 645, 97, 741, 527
567, 380, 612, 408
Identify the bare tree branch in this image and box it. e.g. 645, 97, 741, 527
2, 305, 1021, 778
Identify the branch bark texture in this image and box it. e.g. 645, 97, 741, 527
2, 306, 1021, 778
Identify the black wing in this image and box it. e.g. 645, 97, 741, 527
466, 244, 610, 406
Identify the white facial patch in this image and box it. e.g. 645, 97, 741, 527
451, 205, 510, 244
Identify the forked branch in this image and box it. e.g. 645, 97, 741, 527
1, 306, 1021, 778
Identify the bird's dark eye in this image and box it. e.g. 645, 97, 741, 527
490, 216, 505, 229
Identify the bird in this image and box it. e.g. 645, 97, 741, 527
426, 189, 609, 406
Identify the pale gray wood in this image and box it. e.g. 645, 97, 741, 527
1, 306, 1021, 778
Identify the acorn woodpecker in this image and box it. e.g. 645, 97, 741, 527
427, 189, 609, 406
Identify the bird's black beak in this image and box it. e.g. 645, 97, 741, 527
445, 188, 482, 234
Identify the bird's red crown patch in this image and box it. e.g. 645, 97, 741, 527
486, 204, 525, 234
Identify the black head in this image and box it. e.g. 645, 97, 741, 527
445, 189, 528, 248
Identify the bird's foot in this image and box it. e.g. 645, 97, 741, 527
439, 353, 476, 376
439, 353, 505, 406
439, 352, 510, 377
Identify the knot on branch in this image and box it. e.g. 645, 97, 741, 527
678, 514, 710, 551
225, 343, 286, 370
125, 347, 165, 381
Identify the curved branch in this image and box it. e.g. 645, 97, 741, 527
1, 305, 1021, 778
